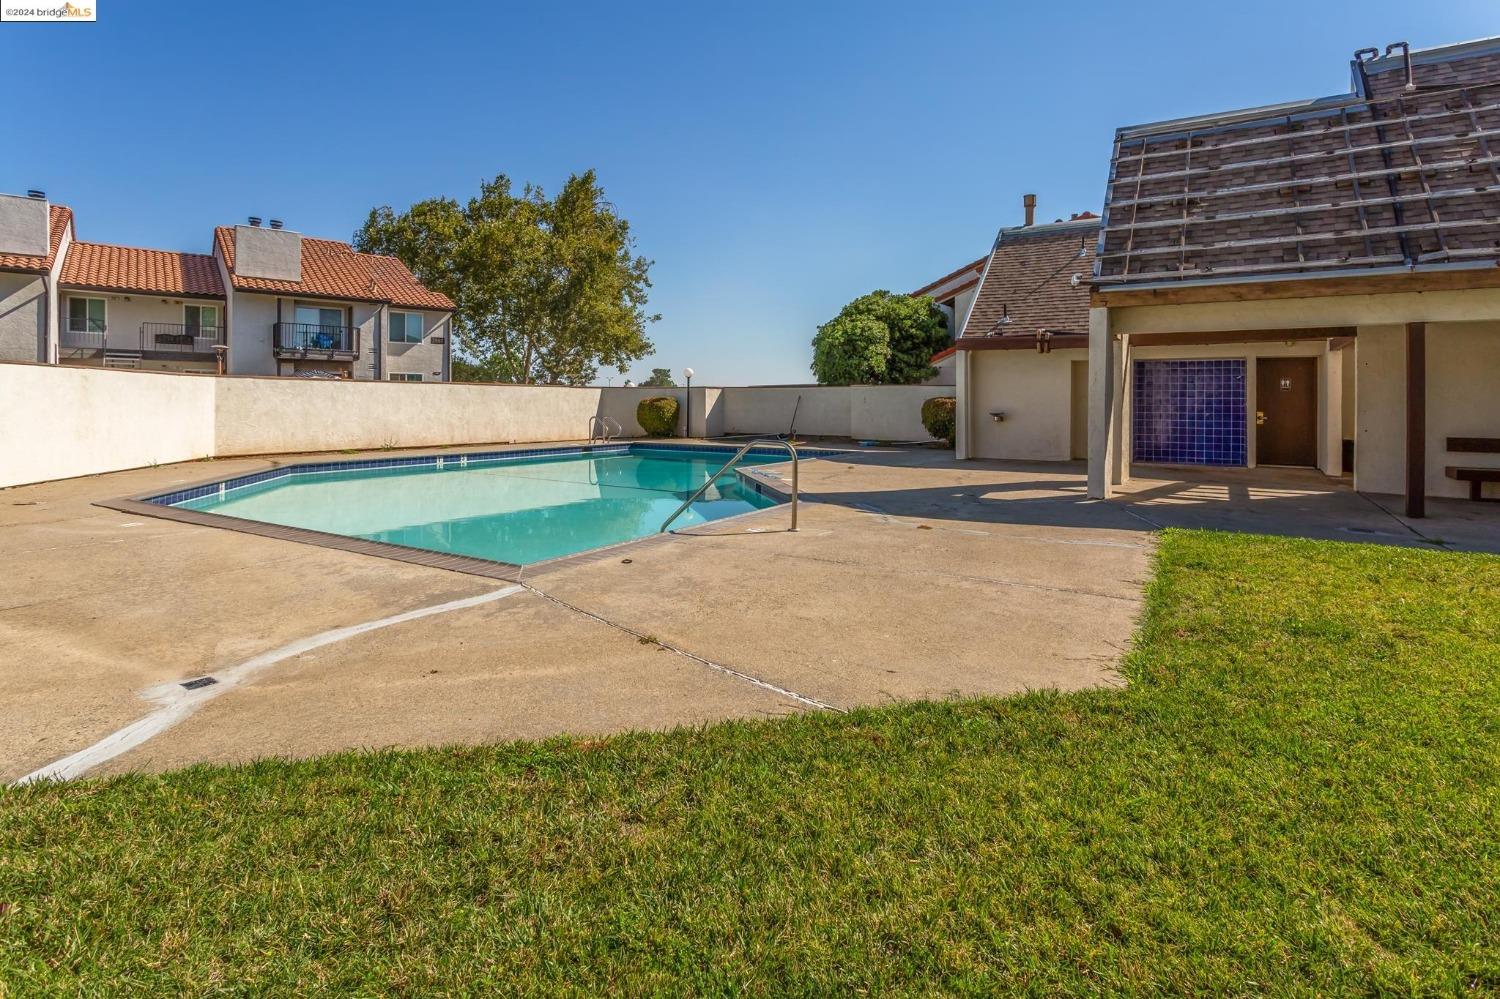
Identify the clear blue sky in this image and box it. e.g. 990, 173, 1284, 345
3, 1, 1492, 384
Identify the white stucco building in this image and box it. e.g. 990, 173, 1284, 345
0, 192, 454, 381
955, 37, 1500, 515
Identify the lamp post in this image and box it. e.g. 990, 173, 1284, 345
682, 367, 695, 438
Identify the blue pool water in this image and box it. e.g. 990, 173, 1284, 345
170, 446, 786, 565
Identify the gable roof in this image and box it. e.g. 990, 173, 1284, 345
0, 204, 72, 273
214, 227, 454, 311
60, 241, 224, 298
1095, 36, 1500, 291
911, 255, 987, 299
958, 216, 1100, 342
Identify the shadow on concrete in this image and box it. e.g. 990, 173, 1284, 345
791, 446, 1500, 554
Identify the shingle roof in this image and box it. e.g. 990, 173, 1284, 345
1095, 37, 1500, 289
0, 204, 72, 273
959, 217, 1100, 340
214, 227, 454, 311
60, 241, 224, 297
911, 256, 986, 298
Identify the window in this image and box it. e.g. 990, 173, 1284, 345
389, 372, 423, 382
294, 304, 344, 329
184, 303, 220, 335
389, 311, 424, 343
68, 297, 106, 333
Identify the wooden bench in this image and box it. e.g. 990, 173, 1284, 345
1445, 438, 1500, 501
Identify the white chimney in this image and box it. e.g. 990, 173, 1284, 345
234, 224, 302, 281
0, 192, 50, 257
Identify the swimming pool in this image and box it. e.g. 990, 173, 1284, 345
151, 444, 796, 566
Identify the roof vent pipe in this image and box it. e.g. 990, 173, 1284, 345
1023, 193, 1036, 227
248, 216, 262, 227
26, 190, 45, 200
269, 219, 283, 230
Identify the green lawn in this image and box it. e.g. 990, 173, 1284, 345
3, 530, 1498, 994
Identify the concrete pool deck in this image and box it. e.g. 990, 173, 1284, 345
3, 441, 1496, 781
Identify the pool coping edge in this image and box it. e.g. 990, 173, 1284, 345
95, 440, 844, 580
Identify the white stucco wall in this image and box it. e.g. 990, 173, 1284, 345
212, 377, 607, 456
226, 291, 278, 375
1354, 321, 1500, 499
723, 386, 848, 437
44, 225, 69, 364
0, 272, 45, 362
352, 302, 380, 381
0, 363, 216, 488
849, 386, 950, 441
966, 349, 1080, 461
0, 364, 963, 488
383, 310, 449, 381
718, 385, 947, 441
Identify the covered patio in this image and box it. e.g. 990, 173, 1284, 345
1087, 38, 1500, 519
1087, 291, 1500, 520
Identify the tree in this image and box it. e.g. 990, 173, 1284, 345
810, 291, 949, 385
356, 171, 659, 385
639, 367, 676, 387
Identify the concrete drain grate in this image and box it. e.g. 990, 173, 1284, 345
180, 676, 219, 691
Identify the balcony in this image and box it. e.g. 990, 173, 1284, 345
60, 317, 107, 353
141, 322, 225, 355
274, 322, 359, 358
60, 319, 225, 358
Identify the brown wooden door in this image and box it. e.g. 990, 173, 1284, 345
1256, 357, 1318, 466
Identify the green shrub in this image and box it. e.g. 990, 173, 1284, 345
921, 396, 956, 447
637, 396, 680, 437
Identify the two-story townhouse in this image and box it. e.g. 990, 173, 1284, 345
0, 192, 72, 364
0, 192, 455, 381
57, 240, 226, 371
213, 221, 455, 381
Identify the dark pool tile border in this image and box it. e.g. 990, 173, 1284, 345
143, 440, 845, 507
100, 440, 847, 580
96, 496, 527, 580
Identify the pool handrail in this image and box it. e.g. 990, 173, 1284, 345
588, 415, 622, 444
660, 439, 798, 534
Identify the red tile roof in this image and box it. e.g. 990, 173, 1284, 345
930, 346, 958, 363
0, 204, 72, 273
60, 241, 224, 297
960, 217, 1100, 340
214, 227, 454, 311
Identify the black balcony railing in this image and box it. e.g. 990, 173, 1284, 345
274, 322, 358, 355
142, 322, 225, 354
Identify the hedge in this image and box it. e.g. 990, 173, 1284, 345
637, 396, 680, 437
921, 396, 956, 447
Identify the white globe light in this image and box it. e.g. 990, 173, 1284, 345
683, 367, 695, 380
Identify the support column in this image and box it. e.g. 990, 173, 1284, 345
1087, 307, 1115, 498
955, 349, 971, 460
1405, 321, 1426, 518
1111, 333, 1131, 487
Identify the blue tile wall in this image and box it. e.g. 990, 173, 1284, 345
1132, 359, 1247, 467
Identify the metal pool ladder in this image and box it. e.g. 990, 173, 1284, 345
588, 415, 622, 444
660, 439, 798, 534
